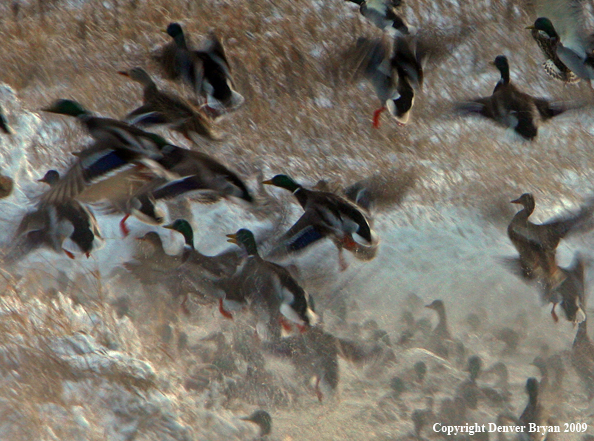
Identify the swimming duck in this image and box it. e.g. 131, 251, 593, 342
157, 23, 244, 114
222, 228, 318, 339
526, 17, 580, 83
355, 34, 423, 128
506, 193, 594, 320
4, 170, 103, 263
345, 0, 414, 35
0, 106, 11, 134
118, 67, 220, 141
263, 174, 378, 270
571, 319, 594, 402
457, 55, 568, 140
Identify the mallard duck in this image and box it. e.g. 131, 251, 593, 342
122, 144, 253, 227
526, 17, 580, 83
42, 99, 171, 157
554, 253, 587, 324
262, 326, 383, 401
518, 378, 546, 440
263, 174, 378, 270
506, 193, 594, 320
458, 55, 568, 140
571, 319, 594, 401
240, 410, 272, 438
0, 105, 11, 134
124, 220, 240, 311
222, 228, 318, 339
355, 35, 422, 128
525, 0, 594, 86
4, 170, 103, 263
157, 23, 244, 114
345, 0, 414, 35
118, 67, 220, 141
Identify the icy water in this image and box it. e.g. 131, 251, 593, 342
1, 0, 594, 439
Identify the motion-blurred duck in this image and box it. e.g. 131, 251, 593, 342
5, 170, 103, 263
571, 318, 594, 402
157, 23, 244, 115
518, 378, 546, 441
263, 325, 383, 401
457, 56, 568, 140
118, 67, 220, 141
264, 174, 378, 271
505, 193, 594, 321
345, 0, 414, 35
526, 17, 580, 83
222, 228, 318, 339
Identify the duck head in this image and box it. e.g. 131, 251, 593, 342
165, 22, 187, 48
527, 17, 559, 39
240, 410, 272, 437
262, 174, 302, 193
42, 99, 90, 118
163, 219, 195, 249
492, 55, 510, 85
511, 193, 535, 212
525, 377, 539, 403
425, 299, 445, 313
227, 228, 259, 255
118, 67, 155, 88
38, 170, 60, 186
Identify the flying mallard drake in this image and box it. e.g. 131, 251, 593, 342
118, 67, 220, 141
221, 228, 318, 339
458, 55, 571, 140
155, 23, 244, 115
124, 219, 240, 312
526, 17, 581, 83
345, 0, 415, 35
120, 144, 254, 229
40, 99, 176, 235
264, 174, 378, 270
4, 170, 103, 263
504, 193, 594, 321
354, 34, 423, 128
526, 0, 594, 85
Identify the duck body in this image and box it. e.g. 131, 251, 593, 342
158, 24, 243, 113
5, 170, 103, 263
119, 67, 219, 141
518, 378, 546, 440
356, 35, 422, 128
458, 56, 566, 140
221, 229, 317, 338
528, 19, 580, 83
347, 0, 413, 35
506, 193, 594, 320
264, 175, 378, 268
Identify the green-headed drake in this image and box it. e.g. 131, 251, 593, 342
263, 174, 378, 270
222, 228, 318, 339
457, 55, 568, 140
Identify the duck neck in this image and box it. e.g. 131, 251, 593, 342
173, 33, 188, 50
293, 187, 308, 207
574, 320, 589, 348
243, 241, 259, 257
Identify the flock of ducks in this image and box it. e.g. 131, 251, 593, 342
1, 0, 594, 438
